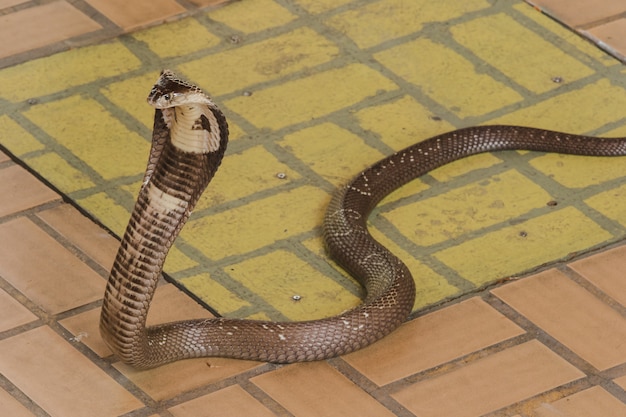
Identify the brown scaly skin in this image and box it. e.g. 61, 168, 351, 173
100, 70, 626, 369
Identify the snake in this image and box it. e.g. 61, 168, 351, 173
99, 70, 626, 369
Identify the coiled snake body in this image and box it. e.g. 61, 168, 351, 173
100, 70, 626, 369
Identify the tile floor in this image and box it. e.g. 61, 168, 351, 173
1, 0, 626, 416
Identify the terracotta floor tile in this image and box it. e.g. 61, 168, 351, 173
391, 340, 584, 417
84, 0, 186, 31
0, 1, 101, 60
115, 358, 260, 402
614, 374, 626, 391
534, 386, 626, 416
528, 0, 626, 27
37, 204, 119, 271
0, 151, 9, 163
0, 388, 35, 417
343, 297, 525, 386
587, 18, 626, 59
569, 246, 626, 307
60, 284, 214, 358
492, 269, 626, 371
0, 0, 28, 9
0, 165, 59, 217
0, 326, 143, 417
169, 384, 275, 417
0, 217, 104, 314
251, 362, 396, 417
0, 287, 37, 332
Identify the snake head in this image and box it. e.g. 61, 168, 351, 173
147, 69, 213, 109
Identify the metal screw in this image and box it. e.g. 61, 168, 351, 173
551, 76, 563, 83
292, 295, 302, 301
242, 90, 253, 96
276, 172, 287, 179
519, 231, 528, 238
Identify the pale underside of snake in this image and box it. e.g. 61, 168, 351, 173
99, 70, 626, 369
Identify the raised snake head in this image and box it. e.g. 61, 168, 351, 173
147, 69, 214, 109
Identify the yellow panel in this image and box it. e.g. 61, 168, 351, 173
229, 250, 360, 320
382, 170, 552, 246
225, 64, 397, 130
0, 42, 141, 102
207, 0, 296, 33
182, 186, 330, 260
355, 95, 455, 151
25, 153, 94, 193
327, 0, 489, 49
452, 13, 593, 94
178, 27, 339, 96
375, 39, 522, 117
23, 96, 149, 180
280, 123, 385, 186
0, 116, 44, 156
133, 18, 221, 58
435, 207, 612, 286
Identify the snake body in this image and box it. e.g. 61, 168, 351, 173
100, 70, 626, 369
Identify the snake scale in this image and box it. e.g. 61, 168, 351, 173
100, 70, 626, 369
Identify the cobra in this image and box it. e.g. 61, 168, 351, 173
100, 70, 626, 369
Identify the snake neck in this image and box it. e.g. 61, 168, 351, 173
100, 103, 228, 365
164, 104, 223, 154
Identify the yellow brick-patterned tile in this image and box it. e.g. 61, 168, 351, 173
435, 207, 612, 286
355, 95, 455, 151
375, 38, 522, 117
294, 0, 352, 14
182, 186, 329, 260
490, 79, 626, 131
207, 0, 296, 33
382, 170, 551, 246
178, 274, 252, 315
163, 246, 199, 274
178, 27, 339, 96
229, 250, 360, 320
225, 64, 397, 130
23, 96, 149, 180
451, 13, 594, 94
0, 115, 44, 156
0, 41, 141, 102
326, 0, 489, 49
529, 154, 626, 188
584, 184, 626, 229
194, 145, 302, 210
77, 192, 131, 237
101, 72, 161, 130
132, 18, 221, 58
25, 153, 94, 193
279, 123, 385, 186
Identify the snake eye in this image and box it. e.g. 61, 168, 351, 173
163, 93, 171, 101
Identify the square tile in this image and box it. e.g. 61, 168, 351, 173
85, 0, 185, 30
251, 362, 396, 417
493, 269, 626, 370
0, 217, 104, 314
0, 2, 101, 59
391, 340, 584, 417
0, 326, 143, 417
0, 165, 59, 217
0, 287, 37, 332
343, 298, 525, 386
